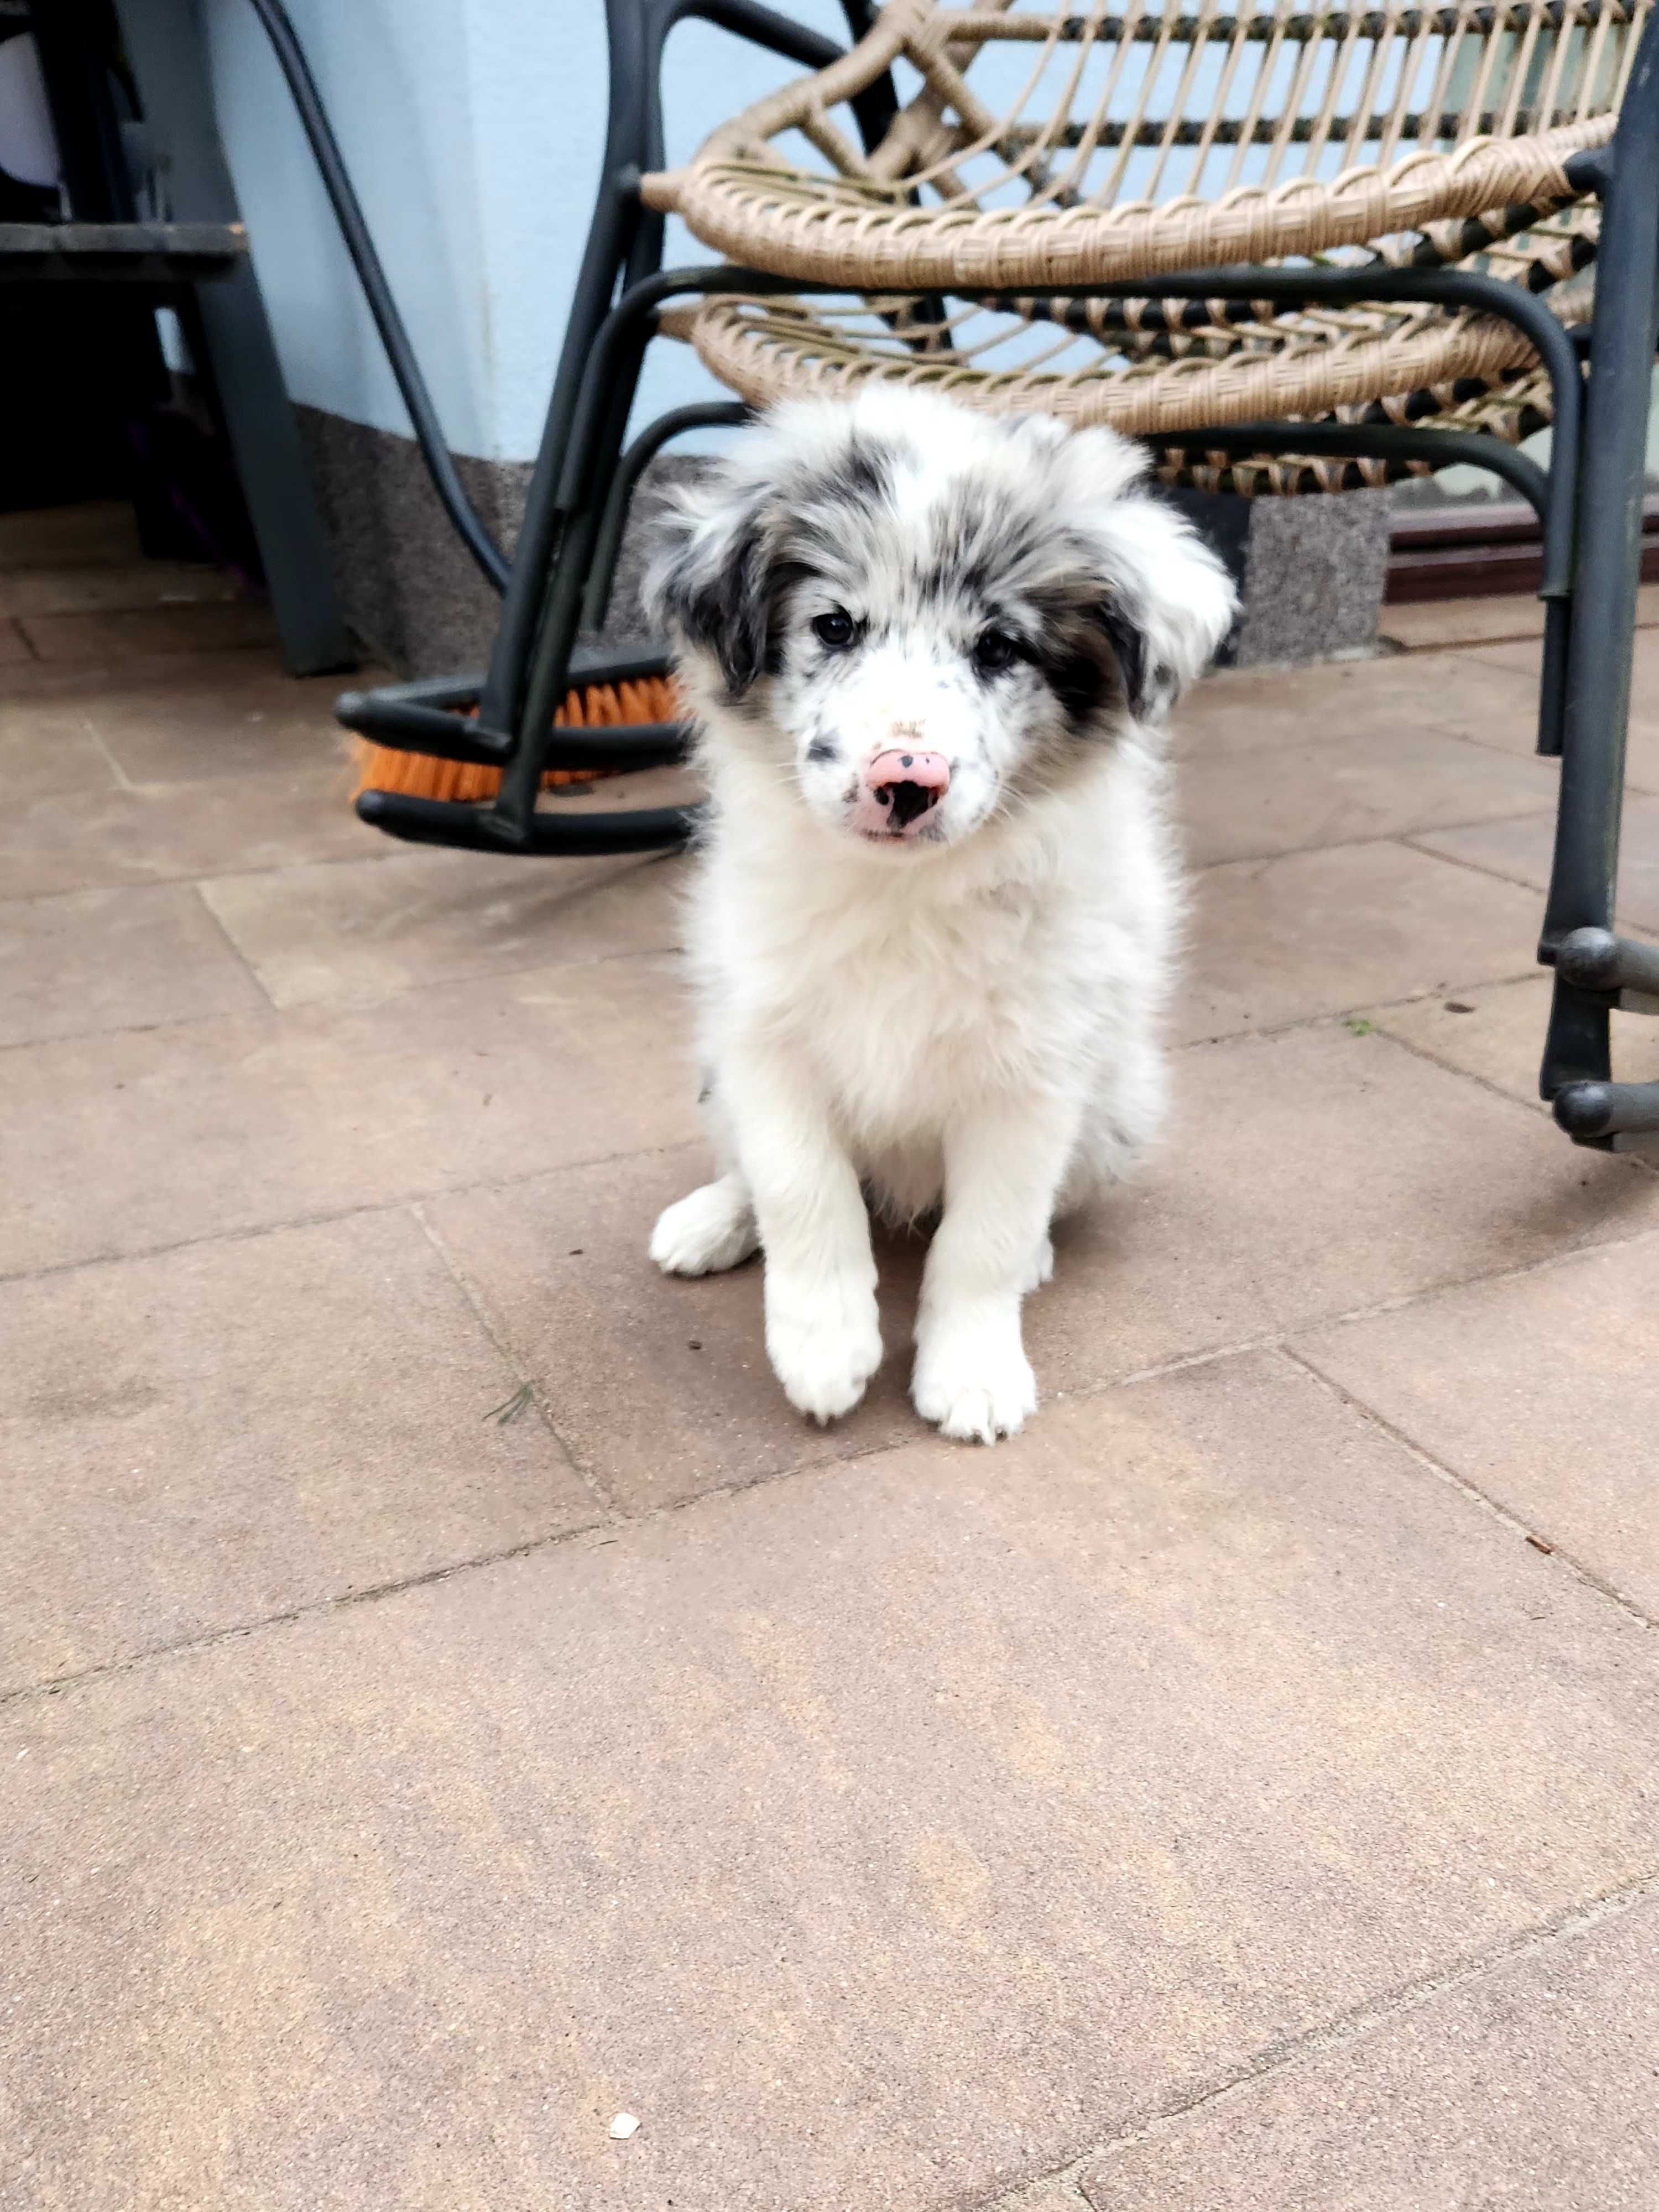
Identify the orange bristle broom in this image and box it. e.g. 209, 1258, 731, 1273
351, 675, 683, 803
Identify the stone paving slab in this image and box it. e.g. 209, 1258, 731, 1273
0, 499, 140, 568
0, 767, 378, 899
0, 881, 265, 1047
989, 2178, 1093, 2210
0, 561, 244, 620
60, 653, 378, 786
1415, 796, 1659, 934
1462, 629, 1659, 793
1296, 1229, 1659, 1618
1176, 725, 1551, 869
427, 1026, 1659, 1513
1369, 972, 1659, 1112
1079, 1893, 1659, 2211
1177, 841, 1544, 1042
0, 695, 117, 804
1378, 585, 1659, 651
7, 1352, 1659, 2212
0, 952, 699, 1279
424, 1146, 930, 1511
1177, 649, 1542, 761
201, 845, 687, 1008
18, 601, 279, 662
0, 1209, 596, 1695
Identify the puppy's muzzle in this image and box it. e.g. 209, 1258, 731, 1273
853, 748, 951, 838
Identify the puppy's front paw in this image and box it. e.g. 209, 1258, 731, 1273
766, 1271, 883, 1424
913, 1309, 1037, 1444
650, 1178, 759, 1276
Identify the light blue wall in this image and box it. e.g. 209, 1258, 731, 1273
206, 0, 846, 463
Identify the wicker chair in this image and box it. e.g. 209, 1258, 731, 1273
333, 0, 1659, 1150
644, 0, 1630, 477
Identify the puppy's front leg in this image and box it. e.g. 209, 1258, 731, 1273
723, 1036, 881, 1424
914, 1096, 1080, 1444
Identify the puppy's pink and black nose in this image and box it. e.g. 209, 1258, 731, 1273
862, 748, 950, 830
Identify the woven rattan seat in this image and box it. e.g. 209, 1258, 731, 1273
641, 0, 1650, 483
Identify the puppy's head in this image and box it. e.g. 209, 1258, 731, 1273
644, 390, 1235, 854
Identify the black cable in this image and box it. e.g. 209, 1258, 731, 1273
244, 0, 510, 592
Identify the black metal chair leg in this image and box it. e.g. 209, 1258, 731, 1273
1539, 9, 1659, 1145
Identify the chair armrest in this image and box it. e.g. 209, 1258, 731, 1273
671, 0, 846, 74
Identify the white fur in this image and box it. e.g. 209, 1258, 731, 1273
644, 390, 1235, 1443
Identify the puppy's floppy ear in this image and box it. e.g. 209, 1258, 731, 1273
642, 468, 782, 696
1060, 428, 1239, 722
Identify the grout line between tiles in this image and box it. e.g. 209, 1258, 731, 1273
0, 996, 283, 1063
1373, 1018, 1659, 1175
408, 1200, 623, 1521
1060, 1212, 1659, 1407
0, 1418, 907, 1714
1188, 801, 1556, 877
1395, 828, 1572, 907
1280, 1343, 1659, 1630
0, 1138, 708, 1288
71, 703, 138, 794
966, 1863, 1659, 2212
1174, 966, 1545, 1050
188, 879, 280, 1009
12, 1210, 1659, 1714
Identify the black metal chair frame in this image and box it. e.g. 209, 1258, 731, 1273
258, 0, 1659, 1150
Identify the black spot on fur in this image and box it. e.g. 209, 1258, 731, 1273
1098, 599, 1151, 718
660, 520, 773, 696
828, 433, 894, 511
1022, 575, 1156, 732
806, 737, 836, 763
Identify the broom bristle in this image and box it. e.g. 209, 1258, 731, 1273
351, 676, 682, 803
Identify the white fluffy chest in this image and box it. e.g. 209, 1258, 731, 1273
697, 839, 1095, 1142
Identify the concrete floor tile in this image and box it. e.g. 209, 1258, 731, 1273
432, 1030, 1659, 1507
1177, 649, 1541, 761
201, 844, 688, 1008
64, 653, 378, 785
1414, 797, 1659, 933
0, 952, 698, 1278
1177, 726, 1551, 868
0, 694, 119, 803
1466, 627, 1659, 792
988, 2177, 1092, 2210
423, 1147, 930, 1511
18, 602, 279, 662
1295, 1231, 1659, 1616
0, 766, 379, 898
0, 499, 140, 569
1178, 842, 1544, 1042
1378, 593, 1548, 649
1378, 585, 1659, 653
0, 882, 265, 1046
6, 1352, 1659, 2211
1081, 1896, 1659, 2212
0, 561, 244, 620
1370, 972, 1659, 1110
1030, 1025, 1659, 1392
0, 1210, 596, 1694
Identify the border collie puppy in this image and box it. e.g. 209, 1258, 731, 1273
643, 389, 1234, 1443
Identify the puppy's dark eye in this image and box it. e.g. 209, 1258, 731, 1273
972, 628, 1018, 674
811, 609, 857, 650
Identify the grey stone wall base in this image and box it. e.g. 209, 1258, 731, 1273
1232, 485, 1393, 669
294, 407, 529, 679
296, 408, 1390, 683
